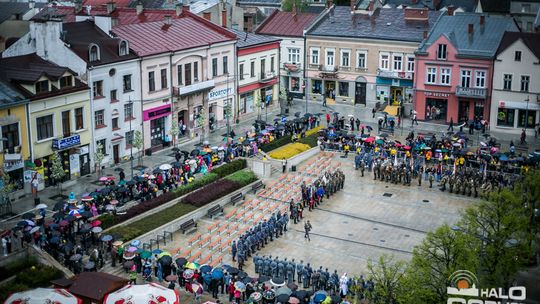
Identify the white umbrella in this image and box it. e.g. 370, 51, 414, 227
103, 283, 179, 304
91, 226, 103, 233
5, 288, 81, 304
35, 203, 48, 209
29, 226, 41, 234
159, 164, 172, 170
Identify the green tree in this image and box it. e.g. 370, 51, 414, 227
282, 0, 309, 12
400, 224, 480, 304
50, 151, 66, 194
132, 130, 143, 166
93, 142, 105, 174
366, 254, 407, 304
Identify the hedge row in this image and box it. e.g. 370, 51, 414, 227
182, 179, 242, 207
224, 170, 258, 186
0, 261, 63, 301
211, 159, 247, 178
260, 126, 323, 153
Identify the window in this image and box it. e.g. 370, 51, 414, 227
291, 77, 300, 91
239, 64, 244, 80
96, 139, 106, 155
123, 75, 132, 92
89, 45, 99, 62
338, 82, 349, 96
148, 71, 155, 92
193, 62, 199, 81
61, 111, 70, 137
160, 68, 167, 89
326, 49, 335, 67
288, 48, 300, 63
379, 53, 389, 70
503, 74, 512, 90
177, 65, 183, 85
518, 109, 536, 128
125, 130, 134, 146
95, 110, 105, 127
460, 70, 471, 88
35, 80, 49, 93
36, 115, 54, 140
341, 50, 350, 67
357, 52, 366, 69
75, 107, 84, 130
497, 108, 515, 127
475, 71, 486, 88
406, 56, 415, 72
311, 48, 319, 65
212, 58, 218, 77
426, 67, 437, 84
1, 123, 19, 152
250, 61, 255, 77
270, 57, 275, 73
520, 75, 530, 92
185, 63, 192, 86
514, 51, 522, 62
392, 54, 402, 71
223, 56, 228, 75
110, 89, 117, 101
437, 44, 447, 60
440, 68, 451, 85
119, 40, 128, 56
124, 103, 133, 120
521, 3, 531, 12
60, 76, 73, 88
261, 59, 266, 75
526, 22, 533, 32
312, 79, 322, 94
93, 80, 103, 97
112, 117, 119, 130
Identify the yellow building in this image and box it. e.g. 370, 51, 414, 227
0, 54, 91, 190
0, 80, 30, 190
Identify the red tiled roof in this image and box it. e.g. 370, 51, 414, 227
82, 0, 131, 8
255, 10, 319, 37
112, 10, 236, 56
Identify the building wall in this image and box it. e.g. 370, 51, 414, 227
0, 104, 30, 169
491, 38, 540, 134
279, 36, 305, 97
511, 1, 540, 32
0, 20, 29, 51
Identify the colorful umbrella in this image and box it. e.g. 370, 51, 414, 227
81, 196, 93, 202
183, 269, 194, 279
191, 282, 204, 294
130, 240, 141, 247
127, 246, 138, 253
185, 262, 200, 270
35, 203, 48, 209
99, 177, 108, 182
234, 281, 246, 292
103, 283, 179, 304
157, 251, 172, 259
68, 210, 81, 218
101, 235, 113, 242
5, 288, 82, 304
91, 226, 103, 233
140, 250, 152, 259
109, 199, 119, 205
165, 275, 178, 282
91, 220, 101, 227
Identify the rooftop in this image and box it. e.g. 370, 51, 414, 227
229, 28, 280, 48
237, 0, 281, 7
496, 31, 540, 60
417, 13, 519, 58
112, 10, 236, 56
255, 10, 320, 37
478, 0, 510, 13
0, 79, 28, 110
307, 6, 441, 43
0, 1, 45, 23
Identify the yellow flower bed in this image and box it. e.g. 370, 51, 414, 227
305, 126, 323, 137
269, 143, 311, 159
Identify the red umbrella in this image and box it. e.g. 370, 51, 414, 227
403, 145, 411, 150
103, 283, 179, 304
59, 220, 69, 227
364, 137, 375, 143
91, 220, 101, 227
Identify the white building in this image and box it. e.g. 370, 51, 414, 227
491, 31, 540, 136
3, 16, 143, 169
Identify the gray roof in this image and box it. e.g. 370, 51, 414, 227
229, 28, 280, 48
237, 0, 280, 7
384, 0, 439, 9
307, 6, 441, 43
189, 0, 219, 14
0, 79, 28, 110
0, 1, 44, 23
535, 7, 540, 29
417, 13, 519, 58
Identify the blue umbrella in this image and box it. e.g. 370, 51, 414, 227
101, 234, 113, 242
211, 268, 224, 279
49, 236, 60, 244
313, 293, 327, 303
499, 155, 509, 161
200, 264, 212, 273
130, 240, 141, 247
152, 249, 163, 254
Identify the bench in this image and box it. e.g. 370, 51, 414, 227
210, 255, 223, 267
224, 210, 236, 220
244, 213, 255, 224
251, 181, 265, 193
191, 250, 202, 262
217, 240, 229, 253
180, 249, 192, 258
207, 205, 224, 219
230, 192, 244, 206
199, 253, 213, 265
209, 237, 221, 250
199, 235, 211, 249
217, 224, 228, 235
207, 221, 221, 234
180, 219, 198, 234
234, 210, 246, 222
188, 233, 202, 246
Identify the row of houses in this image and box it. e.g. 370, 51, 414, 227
0, 7, 279, 191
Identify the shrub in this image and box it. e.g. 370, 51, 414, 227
182, 179, 242, 207
269, 143, 311, 159
260, 136, 292, 152
299, 134, 319, 147
0, 264, 63, 302
225, 170, 258, 186
305, 126, 323, 136
174, 173, 219, 196
98, 213, 116, 229
211, 159, 246, 178
0, 257, 38, 281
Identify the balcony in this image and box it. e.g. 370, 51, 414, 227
259, 71, 277, 83
377, 70, 414, 80
174, 79, 215, 97
318, 65, 339, 79
283, 63, 301, 73
456, 86, 486, 99
52, 134, 81, 150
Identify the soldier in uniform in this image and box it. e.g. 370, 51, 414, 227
277, 259, 285, 280
290, 258, 296, 282
360, 160, 365, 177
270, 257, 278, 278
296, 260, 304, 284
253, 254, 260, 274
305, 263, 313, 288
286, 260, 293, 284
263, 256, 271, 276
231, 240, 237, 262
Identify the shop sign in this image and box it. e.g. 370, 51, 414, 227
69, 154, 80, 175
208, 87, 233, 101
80, 145, 89, 155
52, 134, 81, 150
179, 79, 215, 96
3, 159, 24, 172
424, 91, 450, 98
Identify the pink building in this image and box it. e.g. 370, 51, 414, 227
414, 13, 518, 124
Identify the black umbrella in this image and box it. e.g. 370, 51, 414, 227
16, 220, 28, 227
114, 168, 124, 172
22, 212, 35, 219
304, 113, 311, 118
172, 147, 180, 151
176, 257, 188, 268
295, 290, 308, 301
80, 211, 93, 218
276, 294, 290, 303
330, 295, 341, 304
257, 275, 270, 283
190, 149, 200, 156
227, 266, 239, 275
100, 188, 112, 195
287, 283, 298, 291
52, 212, 65, 220
159, 255, 173, 265
117, 187, 128, 193
153, 168, 163, 174
379, 133, 389, 138
238, 271, 247, 279
255, 120, 266, 125
53, 202, 66, 211
294, 112, 301, 117
126, 180, 136, 186
65, 215, 77, 222
242, 276, 254, 284
78, 228, 90, 234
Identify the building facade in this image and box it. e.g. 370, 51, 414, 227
414, 13, 518, 123
305, 6, 440, 108
231, 29, 280, 120
490, 31, 540, 135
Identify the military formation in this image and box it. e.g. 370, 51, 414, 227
231, 211, 289, 270
438, 168, 518, 198
300, 169, 345, 211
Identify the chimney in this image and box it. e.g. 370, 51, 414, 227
203, 11, 211, 20
29, 0, 35, 9
327, 0, 333, 8
106, 1, 115, 14
221, 9, 227, 27
136, 1, 143, 15
447, 5, 454, 16
423, 30, 428, 39
182, 0, 189, 12
164, 15, 172, 24
411, 0, 417, 4
292, 2, 298, 20
468, 23, 474, 34
175, 3, 181, 16
480, 15, 485, 25
368, 0, 374, 11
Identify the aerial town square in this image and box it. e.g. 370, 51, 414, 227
0, 0, 539, 303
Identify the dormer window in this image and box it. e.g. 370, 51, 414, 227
89, 44, 100, 62
119, 40, 128, 56
35, 80, 49, 93
60, 75, 73, 88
